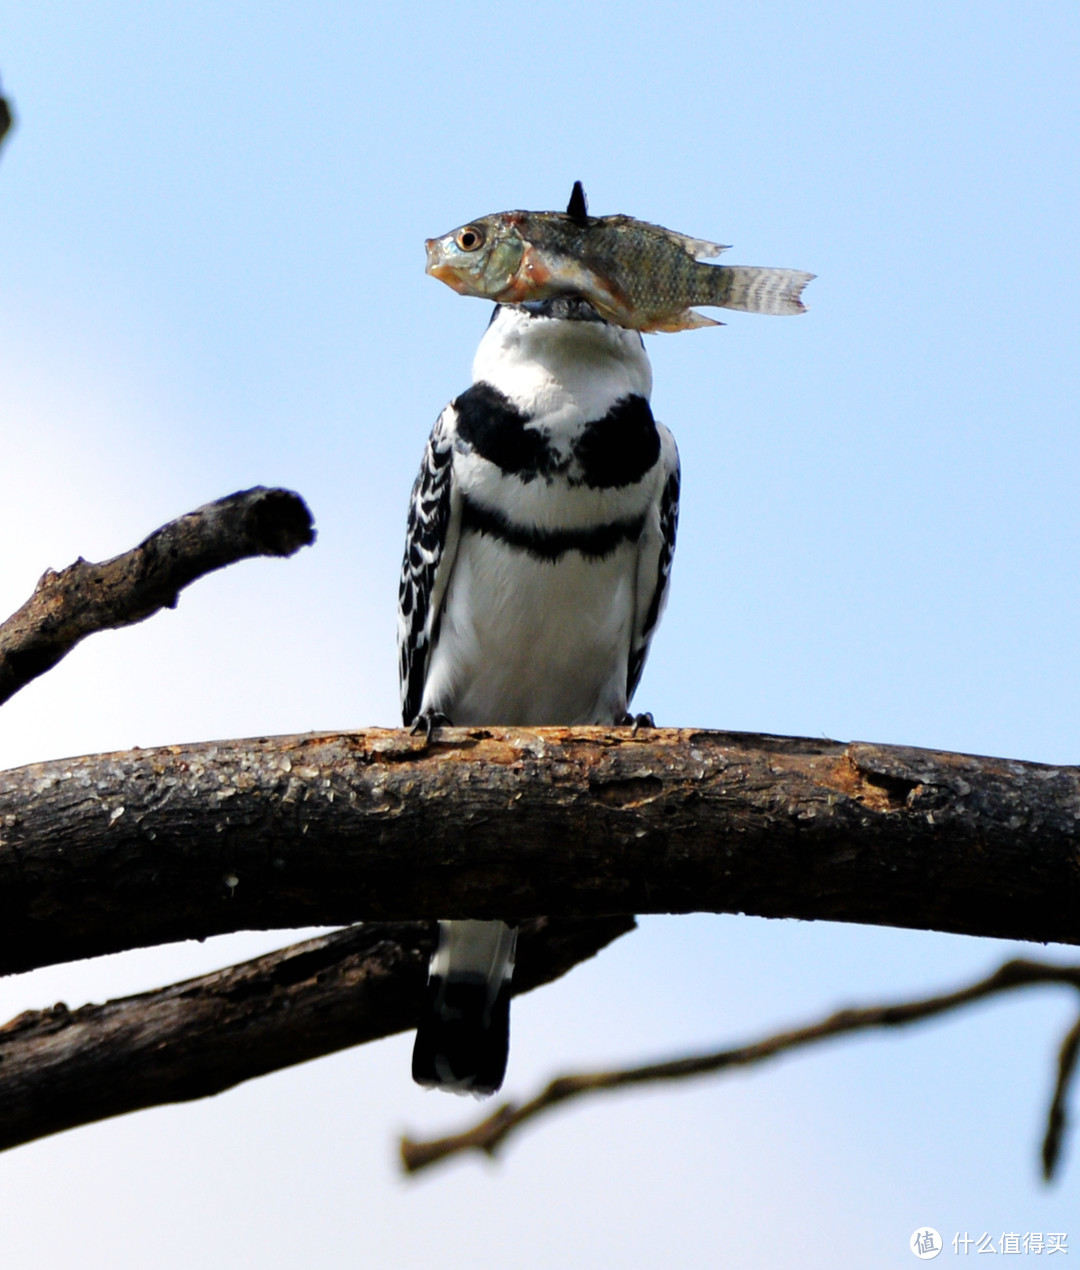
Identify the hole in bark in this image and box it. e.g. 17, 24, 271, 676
830, 752, 922, 812
589, 775, 665, 808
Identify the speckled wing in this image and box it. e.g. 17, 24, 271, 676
398, 407, 462, 726
627, 426, 680, 702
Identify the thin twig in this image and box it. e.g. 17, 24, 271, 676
0, 486, 314, 705
1042, 1011, 1080, 1181
401, 957, 1080, 1176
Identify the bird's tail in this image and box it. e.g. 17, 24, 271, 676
412, 919, 517, 1096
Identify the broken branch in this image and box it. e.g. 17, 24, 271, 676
0, 486, 315, 706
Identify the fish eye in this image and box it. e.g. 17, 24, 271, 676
455, 226, 485, 252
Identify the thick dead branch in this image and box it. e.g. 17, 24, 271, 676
401, 957, 1080, 1176
0, 487, 315, 706
1, 728, 1079, 974
0, 915, 633, 1154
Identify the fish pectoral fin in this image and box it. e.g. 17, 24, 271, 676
645, 308, 725, 333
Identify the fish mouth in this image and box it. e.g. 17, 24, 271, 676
428, 262, 468, 293
425, 242, 470, 293
425, 239, 460, 287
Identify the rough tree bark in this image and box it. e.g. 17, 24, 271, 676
1, 727, 1078, 977
0, 916, 633, 1154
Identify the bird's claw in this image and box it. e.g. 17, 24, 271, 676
618, 711, 656, 736
409, 710, 453, 744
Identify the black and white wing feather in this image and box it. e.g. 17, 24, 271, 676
397, 407, 461, 726
627, 427, 680, 703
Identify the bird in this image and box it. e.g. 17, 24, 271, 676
398, 292, 680, 1094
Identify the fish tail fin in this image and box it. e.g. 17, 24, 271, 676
702, 266, 815, 315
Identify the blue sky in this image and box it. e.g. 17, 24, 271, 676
0, 3, 1078, 1266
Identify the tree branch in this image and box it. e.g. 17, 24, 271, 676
0, 486, 315, 706
2, 728, 1079, 974
1042, 1009, 1080, 1180
400, 957, 1080, 1176
0, 915, 633, 1154
0, 86, 12, 156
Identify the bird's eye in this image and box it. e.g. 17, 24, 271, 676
455, 226, 485, 252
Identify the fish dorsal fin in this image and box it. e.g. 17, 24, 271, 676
566, 181, 589, 226
668, 230, 731, 261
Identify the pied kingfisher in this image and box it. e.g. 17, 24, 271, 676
398, 295, 679, 1093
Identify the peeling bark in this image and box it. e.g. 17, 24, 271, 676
2, 726, 1078, 975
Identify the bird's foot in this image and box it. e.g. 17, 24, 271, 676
409, 710, 453, 744
617, 711, 656, 736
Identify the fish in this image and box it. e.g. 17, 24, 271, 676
424, 182, 815, 333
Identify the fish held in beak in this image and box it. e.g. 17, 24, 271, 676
424, 199, 814, 331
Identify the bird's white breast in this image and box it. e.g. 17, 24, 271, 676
423, 529, 637, 725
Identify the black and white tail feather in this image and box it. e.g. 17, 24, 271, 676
398, 295, 679, 1094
